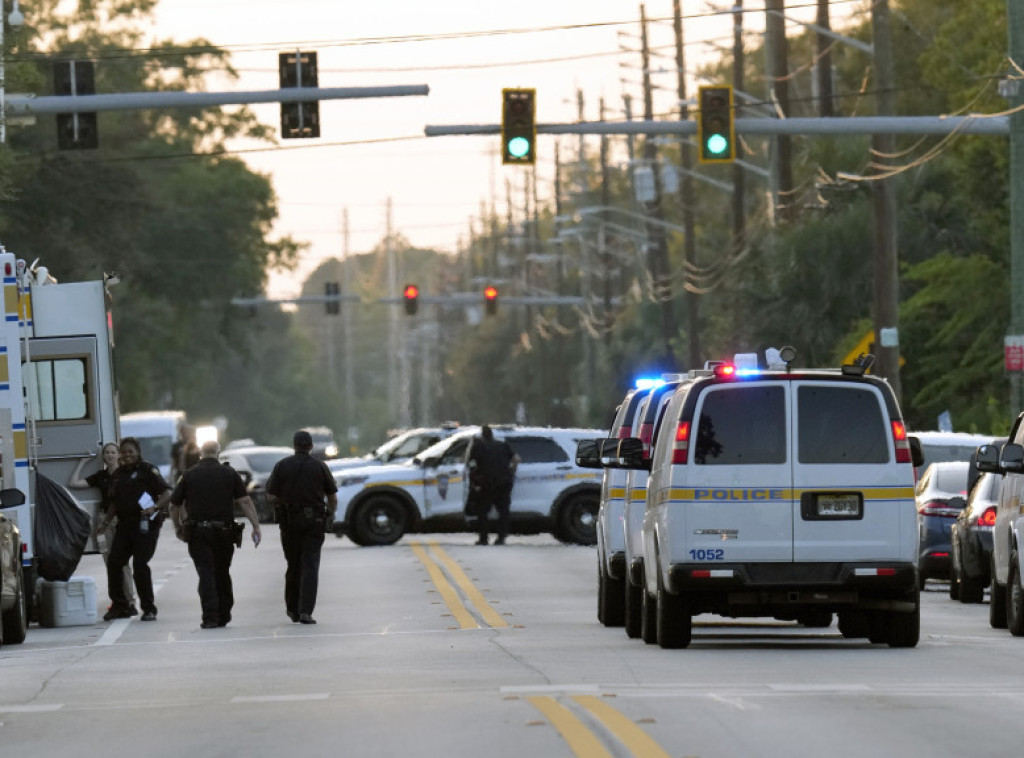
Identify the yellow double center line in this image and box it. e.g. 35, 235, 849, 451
528, 695, 671, 758
410, 540, 509, 630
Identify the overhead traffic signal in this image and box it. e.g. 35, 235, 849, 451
483, 285, 498, 316
325, 282, 339, 315
501, 88, 536, 165
697, 85, 735, 164
403, 284, 419, 315
54, 60, 98, 150
279, 51, 320, 139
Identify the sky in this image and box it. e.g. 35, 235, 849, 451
147, 0, 858, 299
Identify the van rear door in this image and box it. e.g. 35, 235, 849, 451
791, 381, 905, 562
684, 382, 794, 562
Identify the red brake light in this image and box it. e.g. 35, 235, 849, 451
980, 506, 997, 527
639, 423, 654, 458
918, 500, 962, 518
672, 421, 690, 464
616, 425, 631, 440
891, 421, 911, 464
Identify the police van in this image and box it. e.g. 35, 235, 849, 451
612, 349, 923, 649
333, 426, 603, 546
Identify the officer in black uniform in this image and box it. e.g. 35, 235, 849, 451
465, 425, 519, 545
266, 430, 338, 625
169, 441, 263, 629
103, 437, 172, 621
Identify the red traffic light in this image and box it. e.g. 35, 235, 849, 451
403, 283, 419, 315
483, 285, 498, 315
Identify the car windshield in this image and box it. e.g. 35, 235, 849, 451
933, 463, 969, 494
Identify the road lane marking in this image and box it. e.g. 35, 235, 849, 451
410, 541, 478, 629
527, 696, 614, 758
572, 695, 672, 758
427, 540, 509, 628
231, 694, 330, 703
0, 704, 64, 713
90, 560, 188, 647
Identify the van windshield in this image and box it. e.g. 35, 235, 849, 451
136, 435, 173, 468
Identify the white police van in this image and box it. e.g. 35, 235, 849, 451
334, 426, 603, 546
613, 349, 923, 649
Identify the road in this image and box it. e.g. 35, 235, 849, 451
1, 525, 1021, 758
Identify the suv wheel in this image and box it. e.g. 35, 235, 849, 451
556, 493, 599, 546
1008, 551, 1024, 637
656, 573, 692, 649
351, 495, 408, 546
990, 555, 1008, 629
597, 560, 625, 627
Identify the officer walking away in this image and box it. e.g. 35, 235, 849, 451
266, 430, 338, 625
169, 441, 263, 629
101, 437, 172, 621
465, 425, 520, 545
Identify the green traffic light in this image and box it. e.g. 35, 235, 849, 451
706, 134, 729, 155
508, 136, 531, 158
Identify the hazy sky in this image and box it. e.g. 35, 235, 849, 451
149, 0, 850, 298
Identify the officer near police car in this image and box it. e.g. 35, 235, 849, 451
266, 430, 338, 625
169, 440, 262, 629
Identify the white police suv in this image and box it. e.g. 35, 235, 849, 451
612, 349, 923, 649
333, 426, 604, 546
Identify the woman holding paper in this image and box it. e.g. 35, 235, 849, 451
102, 437, 172, 622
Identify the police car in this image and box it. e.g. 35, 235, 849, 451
610, 349, 923, 649
333, 426, 604, 546
328, 423, 464, 475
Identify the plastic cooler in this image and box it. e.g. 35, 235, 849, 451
38, 576, 98, 627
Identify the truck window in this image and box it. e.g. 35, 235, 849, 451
797, 386, 888, 464
26, 357, 89, 421
694, 386, 786, 465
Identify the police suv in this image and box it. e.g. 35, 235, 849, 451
606, 349, 923, 649
333, 426, 604, 546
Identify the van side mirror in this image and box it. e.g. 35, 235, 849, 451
0, 487, 25, 508
1002, 443, 1024, 474
908, 436, 924, 469
575, 438, 603, 469
617, 438, 649, 470
976, 443, 1002, 473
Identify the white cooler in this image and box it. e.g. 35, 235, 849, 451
38, 576, 98, 627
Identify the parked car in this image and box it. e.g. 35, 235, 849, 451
977, 429, 1024, 634
912, 431, 999, 479
219, 445, 293, 522
328, 424, 463, 474
915, 460, 971, 588
302, 426, 339, 460
950, 471, 1001, 603
0, 487, 28, 646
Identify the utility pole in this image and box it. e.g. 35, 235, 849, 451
870, 0, 902, 404
342, 208, 355, 440
1008, 0, 1024, 414
673, 0, 701, 369
641, 3, 677, 368
816, 0, 835, 117
765, 0, 795, 222
600, 96, 613, 351
732, 1, 748, 264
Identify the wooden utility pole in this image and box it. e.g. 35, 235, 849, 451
765, 0, 795, 222
673, 0, 701, 368
816, 0, 835, 117
731, 1, 747, 278
1008, 0, 1024, 414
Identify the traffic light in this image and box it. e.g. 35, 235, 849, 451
279, 51, 320, 139
501, 88, 536, 165
403, 284, 419, 315
697, 85, 735, 164
325, 282, 339, 315
483, 285, 498, 316
54, 60, 98, 150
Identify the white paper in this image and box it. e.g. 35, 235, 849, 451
138, 492, 154, 509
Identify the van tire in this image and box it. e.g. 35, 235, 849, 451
1007, 551, 1024, 636
656, 574, 691, 649
959, 573, 985, 604
640, 577, 658, 644
948, 563, 960, 600
624, 579, 642, 639
886, 588, 920, 648
837, 610, 868, 639
1, 565, 27, 645
350, 495, 408, 546
990, 555, 1008, 629
597, 561, 625, 627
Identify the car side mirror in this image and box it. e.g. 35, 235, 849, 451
908, 436, 924, 469
0, 487, 25, 508
575, 438, 603, 469
976, 443, 1003, 473
1002, 443, 1024, 474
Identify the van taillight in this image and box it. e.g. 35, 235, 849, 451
616, 425, 631, 440
891, 420, 911, 464
980, 507, 997, 527
639, 422, 654, 457
672, 421, 690, 464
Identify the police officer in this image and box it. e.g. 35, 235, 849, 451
465, 425, 520, 545
102, 437, 171, 621
169, 441, 263, 629
266, 430, 338, 624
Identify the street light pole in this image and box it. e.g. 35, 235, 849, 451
0, 1, 25, 144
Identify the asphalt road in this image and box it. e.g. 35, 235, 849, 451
1, 524, 1021, 758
